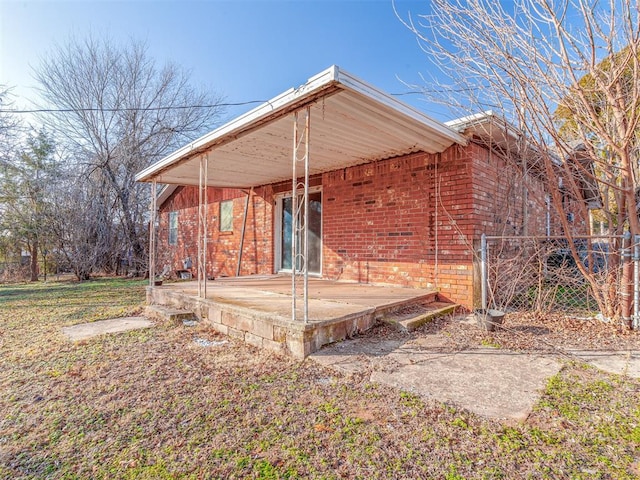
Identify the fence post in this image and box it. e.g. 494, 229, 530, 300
634, 235, 640, 330
622, 231, 632, 327
481, 233, 487, 311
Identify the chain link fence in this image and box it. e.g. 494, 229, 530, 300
479, 234, 640, 327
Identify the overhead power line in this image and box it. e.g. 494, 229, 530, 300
0, 100, 266, 115
0, 87, 483, 114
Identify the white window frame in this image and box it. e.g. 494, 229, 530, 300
219, 199, 234, 232
274, 186, 322, 276
168, 211, 178, 245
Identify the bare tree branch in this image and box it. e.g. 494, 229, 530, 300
399, 0, 640, 321
33, 36, 225, 277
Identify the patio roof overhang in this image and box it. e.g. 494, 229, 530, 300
135, 65, 467, 189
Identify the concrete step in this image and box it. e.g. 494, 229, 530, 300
373, 291, 438, 320
145, 304, 197, 324
383, 301, 459, 332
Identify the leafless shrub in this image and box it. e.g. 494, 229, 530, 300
486, 236, 618, 316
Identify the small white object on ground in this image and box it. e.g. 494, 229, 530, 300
194, 338, 228, 347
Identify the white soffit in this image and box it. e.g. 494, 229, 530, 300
156, 184, 178, 206
135, 65, 467, 188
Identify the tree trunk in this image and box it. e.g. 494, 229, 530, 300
29, 241, 39, 282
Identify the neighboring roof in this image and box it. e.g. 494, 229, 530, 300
447, 110, 563, 170
136, 65, 467, 189
446, 110, 522, 151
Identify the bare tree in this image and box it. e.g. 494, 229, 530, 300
399, 0, 640, 322
34, 37, 224, 277
0, 87, 22, 168
0, 87, 23, 273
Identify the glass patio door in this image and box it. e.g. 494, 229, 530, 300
280, 191, 322, 274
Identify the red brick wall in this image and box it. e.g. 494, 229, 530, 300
468, 142, 549, 238
157, 186, 274, 278
321, 144, 550, 308
322, 152, 439, 287
321, 148, 478, 307
156, 143, 550, 309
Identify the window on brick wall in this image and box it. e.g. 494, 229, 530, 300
168, 211, 178, 245
220, 200, 233, 232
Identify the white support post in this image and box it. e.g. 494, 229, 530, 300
198, 154, 209, 298
291, 114, 298, 319
303, 106, 310, 323
149, 179, 157, 287
291, 107, 311, 322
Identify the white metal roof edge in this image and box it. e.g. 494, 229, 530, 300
136, 65, 466, 183
448, 110, 565, 166
446, 110, 497, 130
336, 68, 467, 147
136, 65, 341, 182
446, 110, 525, 141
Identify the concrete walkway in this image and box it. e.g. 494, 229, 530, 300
62, 316, 154, 341
569, 349, 640, 377
310, 334, 640, 421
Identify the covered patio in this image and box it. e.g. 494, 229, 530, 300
136, 65, 464, 356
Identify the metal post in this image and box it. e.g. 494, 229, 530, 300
149, 179, 157, 287
481, 233, 487, 311
291, 113, 298, 320
198, 154, 208, 298
634, 235, 640, 330
291, 107, 310, 323
236, 187, 253, 277
303, 106, 310, 323
622, 231, 632, 326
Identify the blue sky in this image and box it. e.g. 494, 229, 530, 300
0, 0, 453, 124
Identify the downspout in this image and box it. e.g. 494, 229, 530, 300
622, 231, 632, 326
546, 195, 551, 237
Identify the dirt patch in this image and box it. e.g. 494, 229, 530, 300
418, 311, 640, 353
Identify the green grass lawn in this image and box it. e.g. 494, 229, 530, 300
1, 278, 639, 479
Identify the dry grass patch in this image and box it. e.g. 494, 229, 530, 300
1, 278, 639, 479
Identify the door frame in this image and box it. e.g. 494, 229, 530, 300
274, 186, 323, 275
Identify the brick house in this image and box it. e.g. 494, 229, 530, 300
137, 66, 552, 312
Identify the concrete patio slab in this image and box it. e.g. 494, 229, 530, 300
568, 350, 640, 378
147, 276, 441, 358
165, 276, 438, 313
62, 316, 154, 341
311, 334, 562, 421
